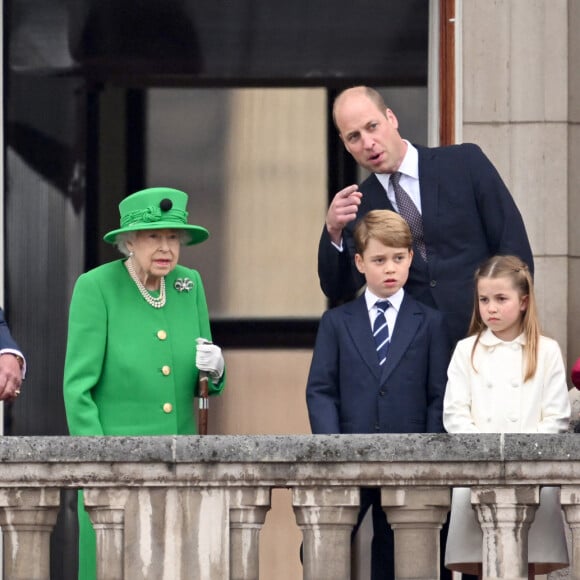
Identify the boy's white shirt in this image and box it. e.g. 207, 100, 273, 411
363, 287, 404, 339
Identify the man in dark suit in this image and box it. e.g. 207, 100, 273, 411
316, 86, 531, 579
318, 86, 534, 349
0, 307, 25, 401
307, 209, 449, 580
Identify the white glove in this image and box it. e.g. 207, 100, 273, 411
195, 338, 224, 381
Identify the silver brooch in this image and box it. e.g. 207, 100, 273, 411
174, 278, 193, 292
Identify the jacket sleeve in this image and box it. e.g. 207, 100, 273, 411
426, 310, 451, 433
536, 339, 571, 433
0, 308, 26, 375
193, 269, 225, 396
306, 312, 341, 434
0, 308, 21, 352
63, 274, 107, 436
468, 144, 535, 274
443, 341, 479, 433
317, 226, 365, 301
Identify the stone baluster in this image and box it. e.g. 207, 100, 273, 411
559, 485, 580, 578
0, 488, 60, 580
228, 487, 271, 580
84, 487, 130, 580
293, 486, 359, 580
381, 486, 450, 580
471, 485, 539, 580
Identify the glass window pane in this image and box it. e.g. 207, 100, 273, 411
146, 88, 328, 318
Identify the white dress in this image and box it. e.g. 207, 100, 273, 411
443, 330, 571, 575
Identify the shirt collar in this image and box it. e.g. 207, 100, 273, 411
395, 140, 419, 180
364, 287, 405, 313
375, 140, 418, 190
478, 328, 527, 347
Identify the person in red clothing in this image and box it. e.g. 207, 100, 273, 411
571, 358, 580, 434
572, 357, 580, 388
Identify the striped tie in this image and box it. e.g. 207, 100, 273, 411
373, 300, 391, 365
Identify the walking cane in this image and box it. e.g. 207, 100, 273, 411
198, 370, 209, 435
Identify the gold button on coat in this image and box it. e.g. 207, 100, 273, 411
163, 403, 173, 413
157, 330, 167, 340
162, 365, 171, 376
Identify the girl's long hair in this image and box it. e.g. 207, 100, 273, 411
468, 255, 539, 381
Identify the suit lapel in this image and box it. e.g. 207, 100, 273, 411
343, 296, 381, 380
380, 294, 423, 383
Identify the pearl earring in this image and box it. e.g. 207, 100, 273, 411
129, 251, 134, 257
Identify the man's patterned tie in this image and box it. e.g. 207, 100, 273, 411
391, 172, 427, 261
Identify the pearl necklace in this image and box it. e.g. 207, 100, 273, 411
126, 257, 166, 309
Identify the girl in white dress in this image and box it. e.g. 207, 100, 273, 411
443, 255, 570, 579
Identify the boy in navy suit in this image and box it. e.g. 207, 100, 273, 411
307, 209, 450, 579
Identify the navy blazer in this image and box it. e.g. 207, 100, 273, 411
318, 143, 534, 347
0, 308, 20, 352
306, 293, 449, 435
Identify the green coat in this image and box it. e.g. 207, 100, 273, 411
64, 259, 225, 579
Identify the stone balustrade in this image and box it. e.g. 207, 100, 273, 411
0, 434, 579, 579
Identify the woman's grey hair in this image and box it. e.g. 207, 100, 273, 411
114, 230, 191, 256
115, 232, 136, 256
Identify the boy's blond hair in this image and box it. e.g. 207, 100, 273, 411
354, 210, 413, 255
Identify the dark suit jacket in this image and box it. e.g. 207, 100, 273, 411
0, 308, 20, 352
318, 143, 534, 347
306, 293, 449, 434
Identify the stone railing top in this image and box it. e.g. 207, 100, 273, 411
0, 433, 578, 463
0, 434, 579, 488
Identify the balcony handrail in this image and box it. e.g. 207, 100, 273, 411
0, 434, 579, 579
0, 433, 577, 487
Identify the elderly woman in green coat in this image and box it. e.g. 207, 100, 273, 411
63, 187, 226, 580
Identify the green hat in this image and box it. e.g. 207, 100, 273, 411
103, 187, 209, 245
